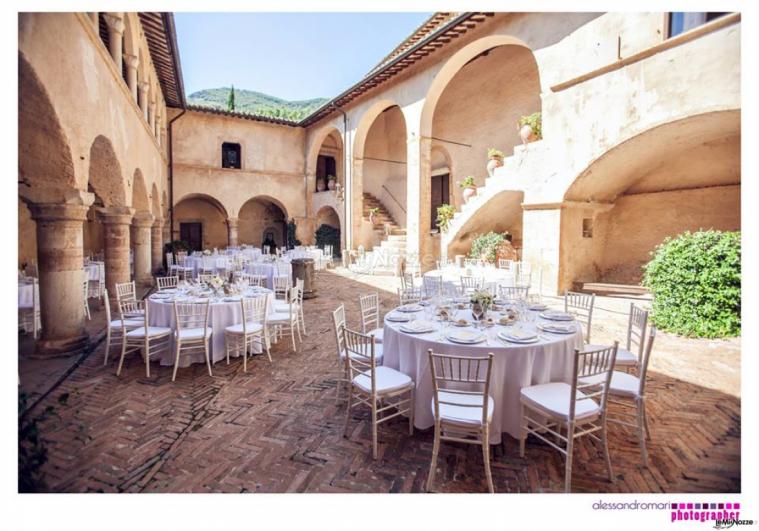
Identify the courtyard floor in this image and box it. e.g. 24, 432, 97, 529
19, 271, 740, 493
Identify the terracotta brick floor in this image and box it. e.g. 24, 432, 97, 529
22, 272, 740, 493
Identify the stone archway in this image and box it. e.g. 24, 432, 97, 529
559, 110, 741, 289
173, 193, 229, 251
238, 196, 288, 249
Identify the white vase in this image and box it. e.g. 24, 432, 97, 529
519, 124, 535, 144
486, 157, 503, 177
327, 179, 336, 190
462, 186, 477, 203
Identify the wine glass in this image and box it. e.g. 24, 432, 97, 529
472, 303, 483, 329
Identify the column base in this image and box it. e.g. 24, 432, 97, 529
32, 332, 90, 358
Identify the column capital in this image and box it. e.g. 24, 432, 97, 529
152, 218, 164, 229
226, 217, 240, 228
103, 13, 125, 34
97, 206, 134, 225
132, 212, 154, 228
29, 202, 91, 223
138, 81, 150, 94
123, 53, 139, 69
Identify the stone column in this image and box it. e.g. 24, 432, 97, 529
151, 219, 164, 274
131, 212, 154, 285
29, 200, 93, 357
98, 207, 134, 296
138, 82, 149, 121
163, 222, 172, 247
148, 100, 156, 134
406, 133, 433, 271
103, 14, 125, 74
124, 53, 139, 103
226, 217, 239, 247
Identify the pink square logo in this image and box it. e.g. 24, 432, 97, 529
687, 503, 693, 509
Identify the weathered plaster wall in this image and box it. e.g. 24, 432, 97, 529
18, 199, 37, 268
174, 197, 228, 250
238, 199, 286, 248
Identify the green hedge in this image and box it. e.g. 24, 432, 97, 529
315, 224, 341, 257
642, 230, 741, 338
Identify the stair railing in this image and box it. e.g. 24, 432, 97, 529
381, 185, 406, 214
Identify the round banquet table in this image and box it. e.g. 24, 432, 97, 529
147, 288, 276, 367
244, 261, 291, 289
184, 256, 233, 277
382, 306, 584, 443
423, 266, 515, 295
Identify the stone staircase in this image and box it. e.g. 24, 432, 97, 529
362, 193, 406, 276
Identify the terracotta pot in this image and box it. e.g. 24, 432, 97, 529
462, 185, 477, 204
327, 179, 336, 190
316, 179, 326, 192
519, 124, 536, 144
486, 156, 503, 177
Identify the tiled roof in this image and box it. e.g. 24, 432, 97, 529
185, 104, 301, 127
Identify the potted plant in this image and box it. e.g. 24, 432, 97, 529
518, 112, 542, 144
316, 177, 326, 192
368, 207, 380, 225
436, 204, 455, 233
458, 176, 477, 204
486, 148, 504, 177
326, 174, 337, 191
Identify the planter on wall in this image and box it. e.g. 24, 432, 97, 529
462, 186, 477, 204
327, 179, 336, 191
486, 156, 504, 178
519, 124, 537, 144
316, 179, 326, 192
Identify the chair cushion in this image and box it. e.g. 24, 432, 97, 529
268, 311, 295, 323
225, 322, 263, 335
176, 326, 213, 340
125, 326, 172, 338
368, 327, 383, 343
584, 344, 637, 366
432, 391, 494, 427
109, 319, 143, 329
579, 370, 641, 398
340, 344, 384, 364
352, 366, 412, 395
272, 302, 300, 313
520, 382, 600, 420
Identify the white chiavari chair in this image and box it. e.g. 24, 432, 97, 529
83, 279, 91, 320
268, 285, 301, 351
198, 273, 216, 286
87, 262, 105, 300
342, 327, 414, 459
115, 280, 137, 302
156, 275, 179, 292
423, 275, 443, 299
102, 289, 141, 366
172, 300, 213, 381
497, 259, 513, 270
565, 291, 596, 343
274, 278, 305, 335
359, 292, 383, 344
427, 350, 495, 493
464, 258, 479, 268
519, 342, 618, 492
225, 294, 270, 371
610, 304, 649, 369
272, 274, 291, 301
116, 299, 171, 377
498, 285, 529, 302
246, 263, 268, 287
167, 252, 193, 279
400, 270, 417, 291
18, 278, 41, 339
397, 286, 423, 306
460, 275, 483, 294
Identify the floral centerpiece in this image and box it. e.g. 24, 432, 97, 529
470, 290, 494, 320
208, 275, 225, 294
203, 249, 212, 256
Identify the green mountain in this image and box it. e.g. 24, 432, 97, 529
187, 87, 328, 121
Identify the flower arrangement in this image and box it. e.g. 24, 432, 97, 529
518, 112, 542, 140
487, 148, 504, 159
203, 249, 212, 256
436, 204, 455, 233
208, 275, 225, 292
470, 289, 494, 314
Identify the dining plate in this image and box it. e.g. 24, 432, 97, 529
538, 323, 576, 334
397, 304, 423, 312
386, 313, 411, 322
399, 320, 436, 334
447, 330, 486, 344
540, 311, 574, 321
151, 293, 172, 299
498, 330, 539, 343
528, 304, 548, 311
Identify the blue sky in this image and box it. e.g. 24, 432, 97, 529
175, 12, 433, 101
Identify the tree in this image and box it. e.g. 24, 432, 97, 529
227, 85, 235, 111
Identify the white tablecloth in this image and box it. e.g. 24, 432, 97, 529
184, 256, 233, 277
147, 288, 275, 367
382, 307, 584, 442
286, 249, 323, 262
244, 262, 291, 289
423, 266, 515, 295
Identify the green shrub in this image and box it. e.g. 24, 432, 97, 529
642, 230, 741, 338
436, 204, 455, 233
286, 218, 301, 249
469, 231, 506, 264
315, 224, 341, 257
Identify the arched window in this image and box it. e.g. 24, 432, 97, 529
221, 142, 241, 169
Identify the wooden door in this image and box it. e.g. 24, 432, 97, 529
180, 222, 203, 251
431, 173, 450, 230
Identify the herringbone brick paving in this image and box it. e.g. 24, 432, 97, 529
27, 272, 740, 493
